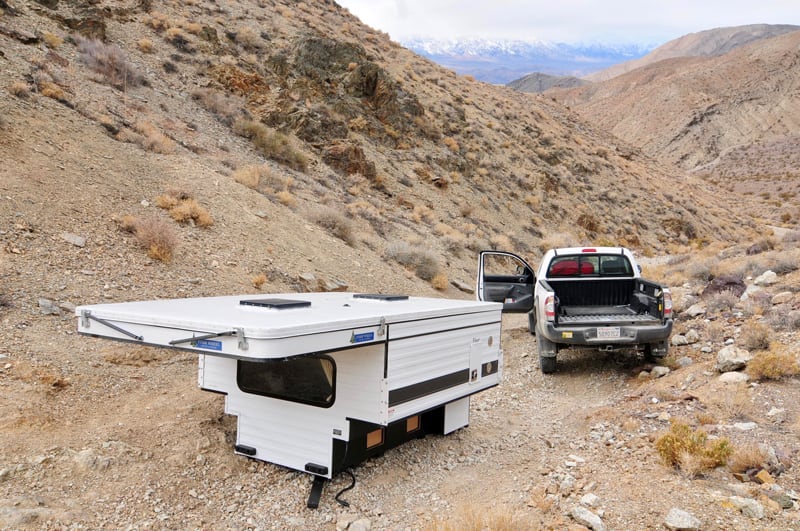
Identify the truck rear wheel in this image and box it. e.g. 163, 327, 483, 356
644, 340, 669, 361
537, 335, 557, 374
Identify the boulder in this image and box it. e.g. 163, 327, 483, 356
729, 496, 764, 519
754, 270, 778, 286
772, 291, 793, 305
684, 329, 700, 344
664, 508, 701, 530
671, 335, 688, 346
719, 371, 750, 384
684, 303, 706, 317
702, 274, 746, 299
571, 506, 605, 531
716, 345, 752, 372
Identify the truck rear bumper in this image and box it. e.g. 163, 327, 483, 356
542, 320, 673, 347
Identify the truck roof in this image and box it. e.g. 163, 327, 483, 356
550, 246, 629, 256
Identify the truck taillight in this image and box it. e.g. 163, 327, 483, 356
663, 290, 672, 318
544, 295, 555, 320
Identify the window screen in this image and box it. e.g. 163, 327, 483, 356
237, 355, 335, 408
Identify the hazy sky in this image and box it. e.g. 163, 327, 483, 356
336, 0, 800, 44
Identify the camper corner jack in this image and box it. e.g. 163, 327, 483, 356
306, 476, 327, 509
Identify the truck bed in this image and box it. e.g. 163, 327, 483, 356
546, 278, 664, 326
558, 305, 660, 324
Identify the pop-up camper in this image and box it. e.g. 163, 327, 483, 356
76, 292, 503, 506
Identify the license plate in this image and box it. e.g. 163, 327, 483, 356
597, 327, 620, 339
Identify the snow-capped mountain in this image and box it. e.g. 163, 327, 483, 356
401, 38, 655, 84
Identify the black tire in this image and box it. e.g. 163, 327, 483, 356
644, 340, 669, 361
539, 354, 557, 374
537, 334, 557, 374
528, 311, 536, 336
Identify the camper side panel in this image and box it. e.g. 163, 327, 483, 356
386, 317, 502, 421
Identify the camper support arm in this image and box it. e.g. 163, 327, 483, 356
80, 310, 143, 341
168, 328, 249, 350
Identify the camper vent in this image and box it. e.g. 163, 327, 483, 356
239, 298, 311, 309
353, 294, 409, 301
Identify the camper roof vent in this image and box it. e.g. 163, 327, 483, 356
353, 294, 409, 302
239, 298, 311, 309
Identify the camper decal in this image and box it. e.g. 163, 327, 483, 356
194, 339, 223, 351
350, 331, 375, 344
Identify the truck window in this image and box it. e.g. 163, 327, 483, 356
548, 256, 596, 276
483, 253, 529, 277
599, 255, 633, 276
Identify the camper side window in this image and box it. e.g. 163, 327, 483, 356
237, 355, 336, 408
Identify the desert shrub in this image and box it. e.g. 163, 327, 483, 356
275, 190, 296, 207
746, 343, 800, 380
43, 32, 63, 49
39, 82, 65, 101
155, 193, 180, 209
232, 165, 266, 189
311, 207, 355, 246
385, 242, 440, 281
234, 26, 263, 49
686, 260, 713, 281
134, 121, 176, 154
233, 119, 308, 171
431, 273, 448, 290
576, 212, 600, 233
137, 39, 154, 53
489, 234, 513, 251
767, 307, 800, 330
115, 213, 137, 233
781, 230, 800, 244
192, 89, 247, 126
443, 136, 460, 152
130, 216, 178, 262
742, 291, 773, 316
167, 198, 213, 227
77, 37, 144, 89
145, 11, 171, 31
695, 412, 717, 425
655, 420, 733, 475
252, 273, 267, 289
9, 81, 30, 98
727, 443, 768, 474
430, 505, 532, 531
768, 254, 799, 275
739, 322, 771, 351
705, 291, 740, 313
705, 320, 726, 343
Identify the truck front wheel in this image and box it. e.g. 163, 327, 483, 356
537, 335, 557, 374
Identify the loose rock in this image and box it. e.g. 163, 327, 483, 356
716, 345, 752, 372
664, 508, 701, 530
571, 505, 605, 531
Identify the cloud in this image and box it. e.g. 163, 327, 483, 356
337, 0, 800, 44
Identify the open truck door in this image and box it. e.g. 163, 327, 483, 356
476, 251, 535, 313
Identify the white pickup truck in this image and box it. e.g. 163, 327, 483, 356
477, 247, 673, 373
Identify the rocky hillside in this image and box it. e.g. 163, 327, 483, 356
586, 24, 800, 82
549, 30, 800, 226
507, 72, 587, 93
1, 1, 798, 529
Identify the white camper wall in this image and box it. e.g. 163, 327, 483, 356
386, 319, 501, 421
197, 344, 387, 478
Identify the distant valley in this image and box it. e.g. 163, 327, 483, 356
402, 38, 653, 84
